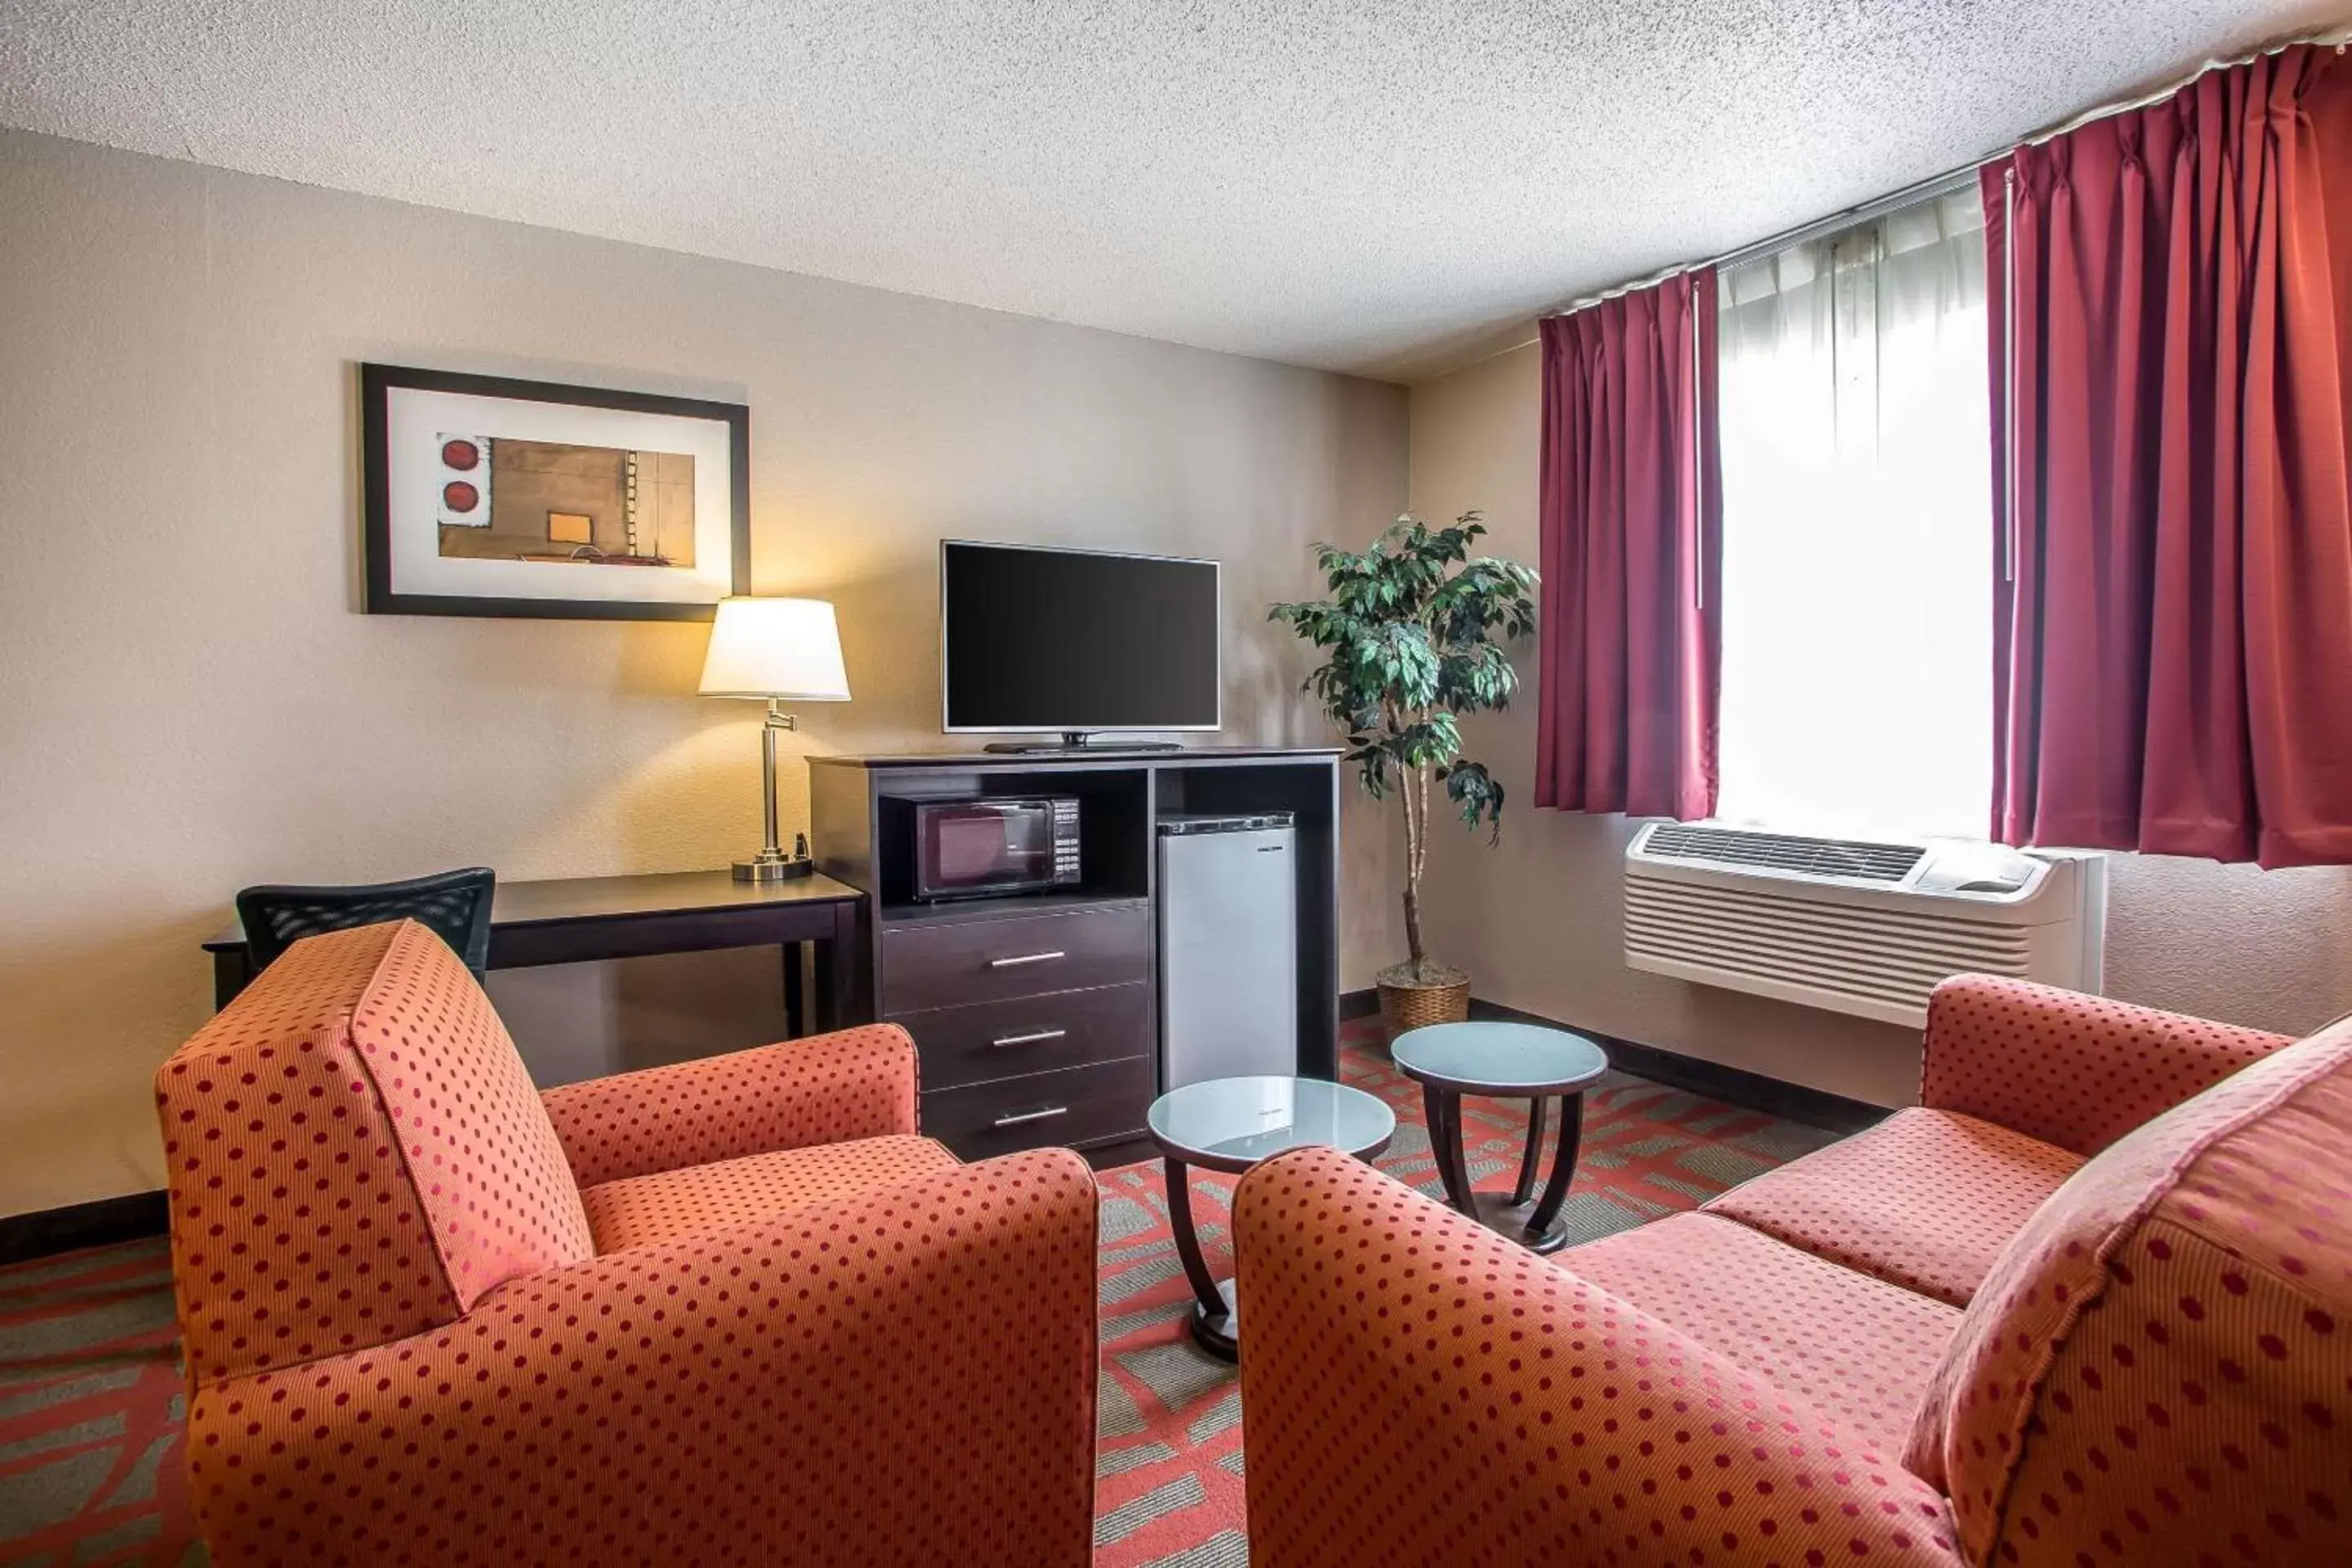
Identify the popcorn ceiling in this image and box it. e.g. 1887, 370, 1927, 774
0, 0, 2326, 381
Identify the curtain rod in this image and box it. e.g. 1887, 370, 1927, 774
1474, 24, 2352, 358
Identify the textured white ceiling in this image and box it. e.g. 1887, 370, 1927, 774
1, 2, 2336, 380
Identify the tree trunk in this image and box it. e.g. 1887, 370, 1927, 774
1396, 752, 1425, 973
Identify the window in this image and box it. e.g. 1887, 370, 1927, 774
1713, 189, 1994, 840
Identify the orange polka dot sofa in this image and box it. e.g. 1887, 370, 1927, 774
154, 919, 1099, 1567
1233, 976, 2352, 1566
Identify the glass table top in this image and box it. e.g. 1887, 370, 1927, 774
1147, 1075, 1396, 1173
1389, 1021, 1610, 1094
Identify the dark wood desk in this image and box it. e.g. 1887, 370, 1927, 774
204, 870, 867, 1032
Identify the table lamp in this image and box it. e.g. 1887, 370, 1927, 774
698, 596, 851, 881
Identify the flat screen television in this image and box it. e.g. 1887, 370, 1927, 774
941, 540, 1221, 743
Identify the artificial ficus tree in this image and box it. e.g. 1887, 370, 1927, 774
1270, 512, 1539, 985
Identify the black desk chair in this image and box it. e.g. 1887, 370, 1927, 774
235, 867, 497, 980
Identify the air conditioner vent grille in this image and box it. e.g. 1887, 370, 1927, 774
1624, 875, 2031, 1023
1641, 824, 1925, 884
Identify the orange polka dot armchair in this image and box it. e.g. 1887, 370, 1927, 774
1233, 977, 2352, 1567
154, 920, 1098, 1567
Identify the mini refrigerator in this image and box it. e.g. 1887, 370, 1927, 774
1157, 813, 1298, 1088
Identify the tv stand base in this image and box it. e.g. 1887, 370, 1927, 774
981, 732, 1183, 755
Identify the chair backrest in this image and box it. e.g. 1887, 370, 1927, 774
236, 866, 496, 978
1905, 1015, 2352, 1565
155, 920, 593, 1389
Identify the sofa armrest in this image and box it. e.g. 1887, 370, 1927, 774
1232, 1147, 1966, 1568
1920, 976, 2291, 1156
539, 1022, 919, 1187
185, 1148, 1098, 1568
1232, 1146, 1961, 1568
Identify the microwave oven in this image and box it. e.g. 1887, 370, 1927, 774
894, 795, 1083, 902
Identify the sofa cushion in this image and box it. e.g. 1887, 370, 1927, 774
582, 1133, 960, 1253
1921, 976, 2292, 1157
160, 923, 461, 1385
155, 920, 595, 1386
1905, 1018, 2352, 1565
1702, 1107, 2084, 1306
347, 921, 595, 1303
1562, 1210, 1963, 1455
541, 1024, 921, 1187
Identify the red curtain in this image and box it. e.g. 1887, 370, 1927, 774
1986, 44, 2352, 866
1535, 272, 1722, 819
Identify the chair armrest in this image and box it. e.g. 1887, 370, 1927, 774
185, 1148, 1098, 1568
539, 1022, 919, 1186
1232, 1147, 1962, 1568
1920, 976, 2292, 1156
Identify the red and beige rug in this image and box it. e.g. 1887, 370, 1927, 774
1086, 1020, 1838, 1566
0, 1020, 1835, 1566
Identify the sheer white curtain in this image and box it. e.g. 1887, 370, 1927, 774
1713, 189, 1993, 840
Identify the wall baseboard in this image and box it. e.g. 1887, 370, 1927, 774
1462, 997, 1888, 1135
0, 1189, 168, 1267
1346, 987, 1884, 1133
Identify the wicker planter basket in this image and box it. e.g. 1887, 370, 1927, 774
1375, 960, 1471, 1039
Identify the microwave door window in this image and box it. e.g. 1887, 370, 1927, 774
998, 811, 1054, 866
932, 813, 1016, 885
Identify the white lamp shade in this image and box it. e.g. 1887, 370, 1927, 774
697, 597, 851, 701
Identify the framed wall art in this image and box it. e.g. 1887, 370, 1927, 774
360, 363, 750, 620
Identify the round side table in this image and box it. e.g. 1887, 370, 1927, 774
1146, 1075, 1396, 1361
1390, 1021, 1609, 1254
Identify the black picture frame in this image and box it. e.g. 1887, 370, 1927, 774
360, 363, 751, 621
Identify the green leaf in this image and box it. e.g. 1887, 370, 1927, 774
1272, 510, 1535, 844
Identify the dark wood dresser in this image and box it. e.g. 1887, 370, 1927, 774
809, 747, 1340, 1164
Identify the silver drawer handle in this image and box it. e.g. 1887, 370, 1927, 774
987, 951, 1067, 969
992, 1105, 1069, 1128
991, 1028, 1068, 1048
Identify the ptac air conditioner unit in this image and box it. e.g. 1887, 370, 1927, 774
1624, 823, 2107, 1029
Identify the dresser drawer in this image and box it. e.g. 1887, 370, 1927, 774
892, 980, 1152, 1091
881, 903, 1151, 1013
920, 1054, 1157, 1161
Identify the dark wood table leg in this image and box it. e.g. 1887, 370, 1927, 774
1164, 1156, 1237, 1361
1448, 1091, 1578, 1256
1524, 1091, 1586, 1241
212, 947, 254, 1010
1513, 1095, 1548, 1205
815, 902, 858, 1032
780, 942, 806, 1038
1423, 1084, 1477, 1219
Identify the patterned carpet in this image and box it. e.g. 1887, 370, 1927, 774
1086, 1019, 1838, 1566
0, 1019, 1838, 1566
0, 1238, 189, 1565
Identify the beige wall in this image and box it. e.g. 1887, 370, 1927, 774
1406, 340, 2352, 1105
0, 129, 1407, 1218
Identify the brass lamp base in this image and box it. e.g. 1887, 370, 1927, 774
733, 707, 815, 882
733, 850, 815, 883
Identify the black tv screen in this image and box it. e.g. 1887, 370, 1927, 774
942, 541, 1222, 733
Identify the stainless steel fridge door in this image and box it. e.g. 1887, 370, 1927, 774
1158, 825, 1298, 1088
